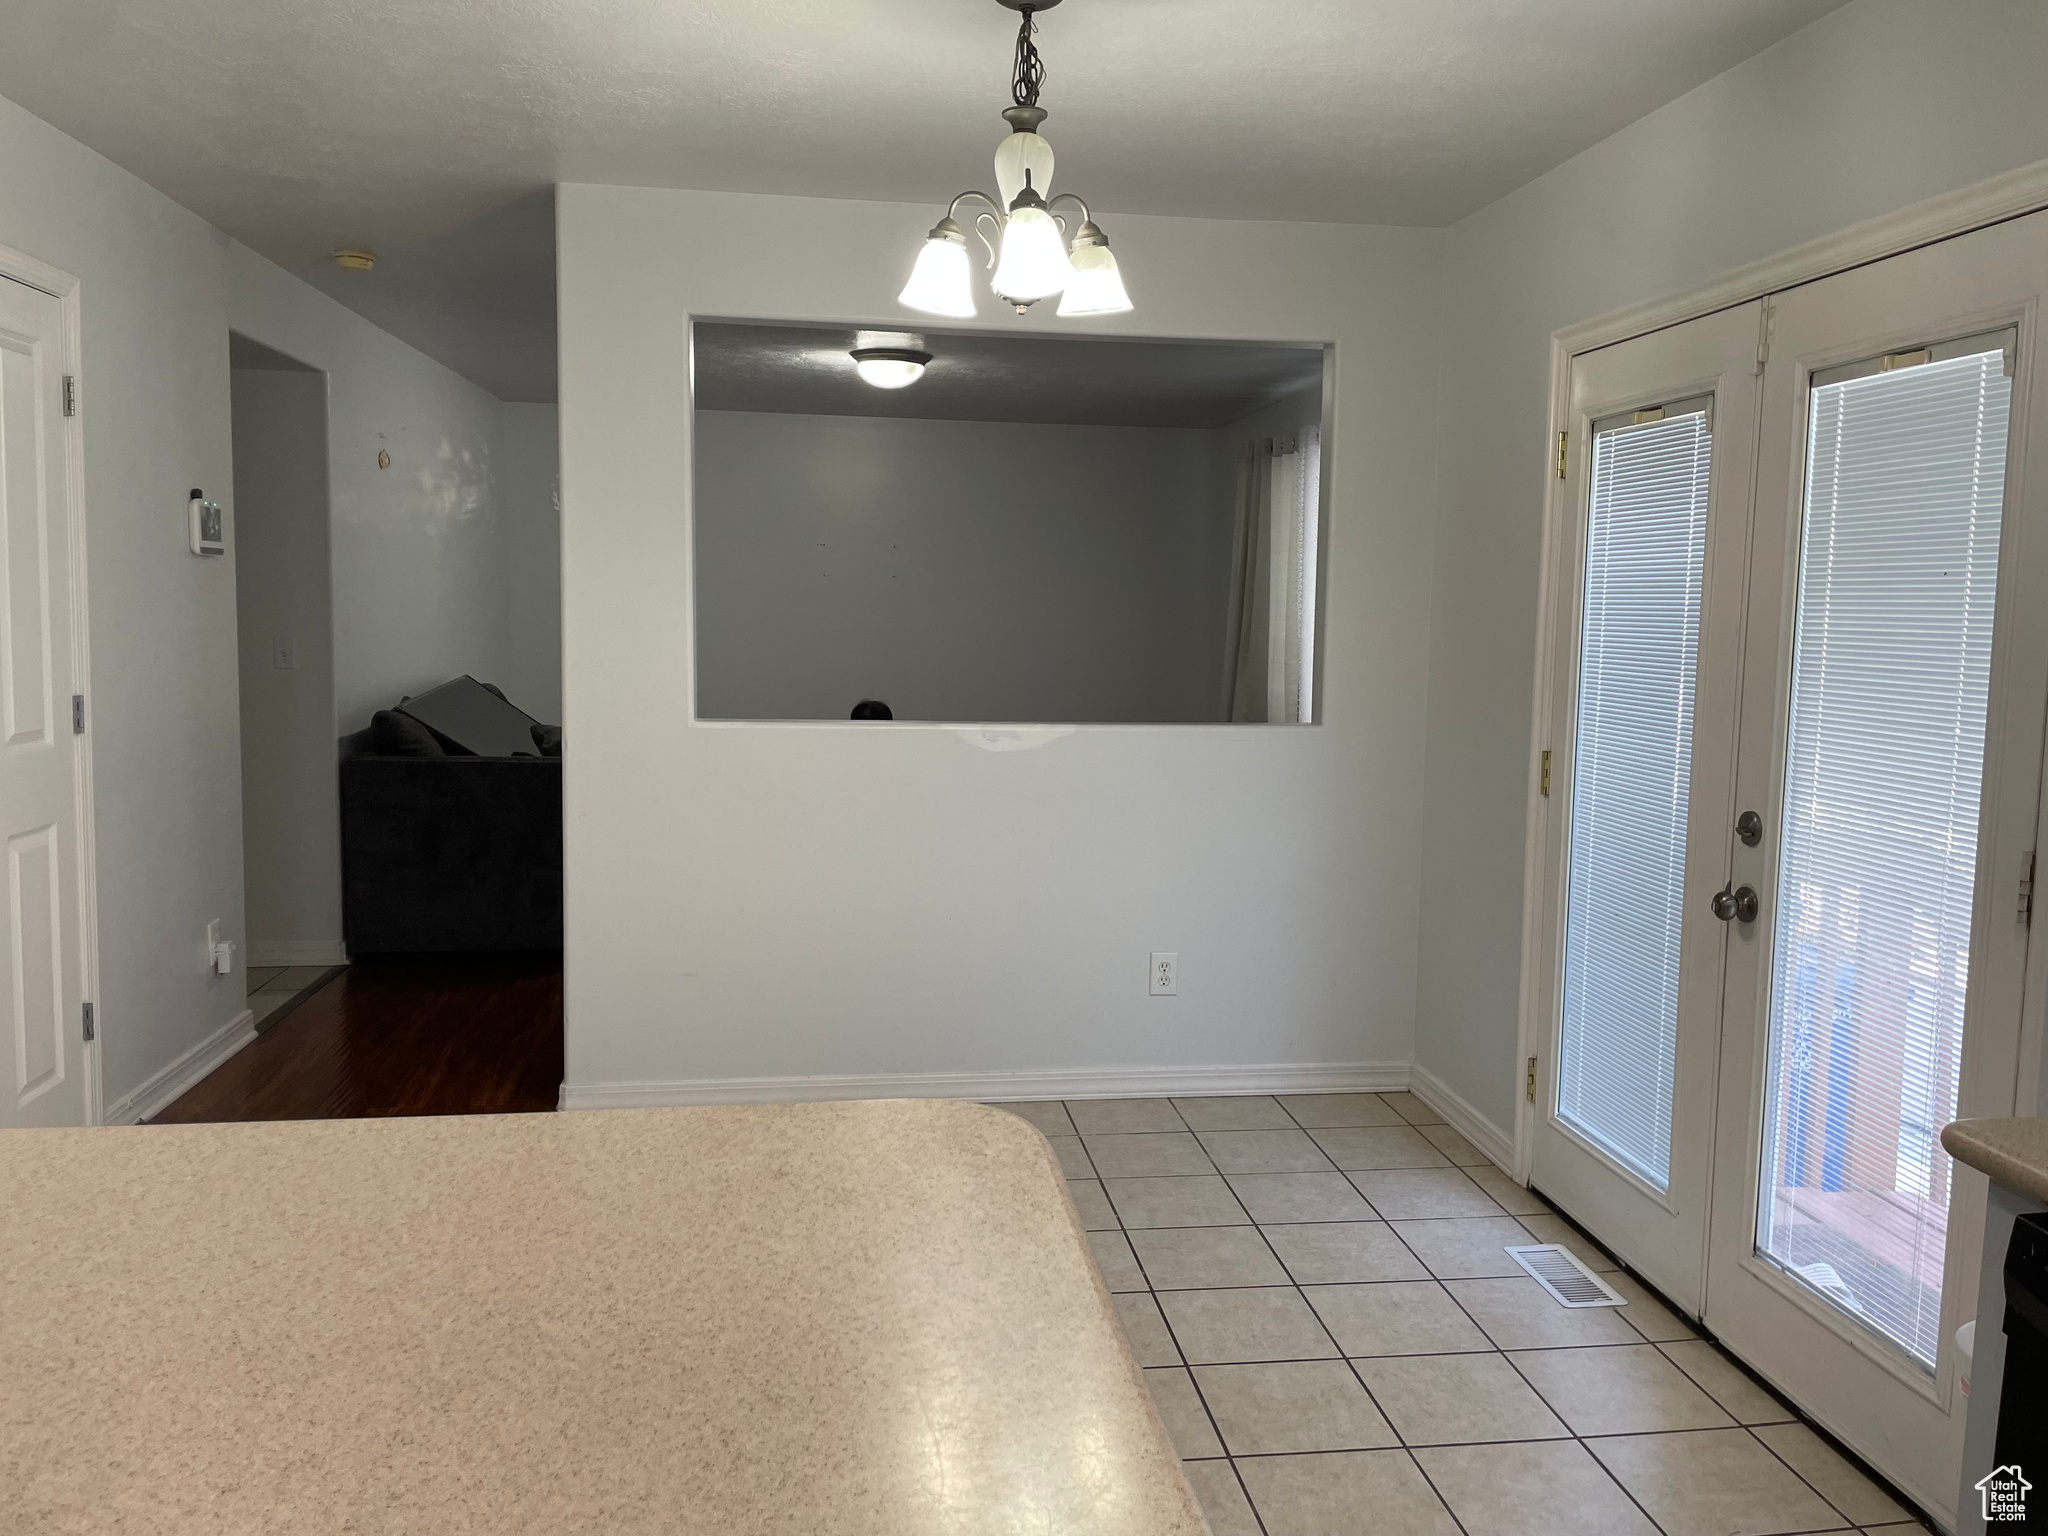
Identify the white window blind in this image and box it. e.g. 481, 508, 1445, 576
1757, 345, 2012, 1369
1558, 409, 1712, 1190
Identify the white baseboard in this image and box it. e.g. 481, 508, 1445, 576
1407, 1062, 1516, 1173
105, 1008, 257, 1125
559, 1060, 1412, 1112
246, 940, 348, 969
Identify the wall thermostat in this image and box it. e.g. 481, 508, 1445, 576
188, 489, 224, 556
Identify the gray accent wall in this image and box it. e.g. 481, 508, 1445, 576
693, 411, 1232, 724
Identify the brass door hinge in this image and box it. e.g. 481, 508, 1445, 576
1540, 750, 1551, 798
1526, 1056, 1538, 1103
1556, 431, 1568, 480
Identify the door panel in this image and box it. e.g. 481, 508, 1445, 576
1531, 301, 1762, 1314
1706, 209, 2048, 1526
1, 332, 53, 748
0, 273, 86, 1129
10, 824, 64, 1103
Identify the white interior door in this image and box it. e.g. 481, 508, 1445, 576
1704, 208, 2048, 1524
0, 273, 89, 1130
1530, 302, 1762, 1314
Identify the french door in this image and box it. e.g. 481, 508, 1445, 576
1533, 209, 2048, 1522
1530, 301, 1763, 1316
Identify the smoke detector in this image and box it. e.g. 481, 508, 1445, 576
333, 249, 376, 273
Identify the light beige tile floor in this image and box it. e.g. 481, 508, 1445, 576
993, 1092, 1934, 1536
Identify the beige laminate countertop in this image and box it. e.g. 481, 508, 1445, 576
1941, 1116, 2048, 1205
0, 1099, 1203, 1536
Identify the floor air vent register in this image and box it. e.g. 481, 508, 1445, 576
1506, 1244, 1627, 1307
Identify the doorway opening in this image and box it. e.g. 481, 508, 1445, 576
228, 334, 346, 1029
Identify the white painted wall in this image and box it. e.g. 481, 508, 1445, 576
227, 254, 511, 735
558, 184, 1443, 1097
0, 90, 247, 1113
694, 411, 1227, 724
0, 87, 550, 1116
500, 402, 561, 724
231, 367, 341, 961
1413, 0, 2048, 1137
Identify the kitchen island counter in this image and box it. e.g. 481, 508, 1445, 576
0, 1098, 1200, 1535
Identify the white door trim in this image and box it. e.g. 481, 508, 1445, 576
0, 244, 101, 1126
1514, 156, 2048, 1179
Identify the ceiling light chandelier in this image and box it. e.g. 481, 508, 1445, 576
898, 0, 1133, 321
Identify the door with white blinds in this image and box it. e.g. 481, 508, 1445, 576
1705, 209, 2048, 1522
1530, 303, 1763, 1314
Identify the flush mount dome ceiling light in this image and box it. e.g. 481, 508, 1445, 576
850, 346, 933, 388
899, 0, 1133, 321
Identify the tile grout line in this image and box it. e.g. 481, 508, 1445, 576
1519, 1197, 1931, 1532
1443, 1272, 1679, 1536
1058, 1097, 1925, 1535
1271, 1092, 1483, 1536
1157, 1093, 1476, 1535
1226, 1095, 1654, 1528
1069, 1100, 1273, 1536
1200, 1093, 1480, 1536
1739, 1422, 1881, 1534
1174, 1093, 1506, 1533
1328, 1147, 1518, 1536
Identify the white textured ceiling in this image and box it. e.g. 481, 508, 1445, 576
0, 0, 1844, 400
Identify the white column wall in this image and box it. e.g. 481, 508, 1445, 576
558, 184, 1443, 1099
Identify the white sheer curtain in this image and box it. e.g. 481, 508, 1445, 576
1223, 427, 1320, 722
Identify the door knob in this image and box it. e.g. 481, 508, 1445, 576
1711, 881, 1760, 923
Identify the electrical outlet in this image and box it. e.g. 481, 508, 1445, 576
1149, 952, 1178, 996
272, 635, 297, 670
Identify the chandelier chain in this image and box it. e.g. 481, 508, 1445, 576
1010, 6, 1044, 108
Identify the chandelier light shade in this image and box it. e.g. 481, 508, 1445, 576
897, 225, 977, 317
900, 0, 1133, 320
989, 191, 1074, 301
1056, 224, 1133, 316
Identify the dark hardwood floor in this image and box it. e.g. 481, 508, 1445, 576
154, 954, 563, 1122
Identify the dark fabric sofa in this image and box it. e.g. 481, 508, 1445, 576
339, 728, 562, 953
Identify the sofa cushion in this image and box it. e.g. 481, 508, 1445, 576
532, 724, 562, 757
370, 708, 445, 758
398, 675, 543, 758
